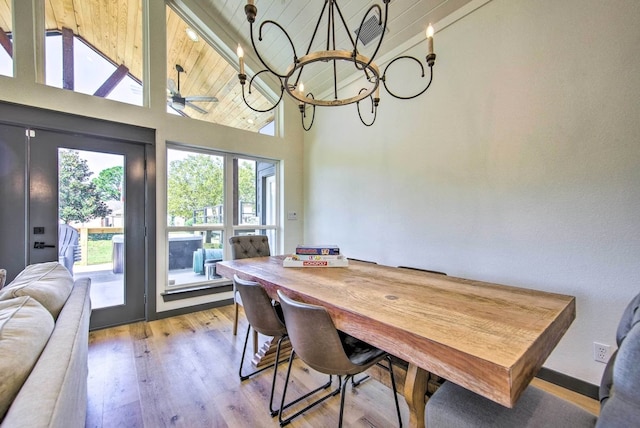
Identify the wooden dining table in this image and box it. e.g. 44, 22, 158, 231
216, 256, 576, 428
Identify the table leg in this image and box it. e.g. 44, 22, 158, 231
252, 336, 292, 367
404, 363, 428, 428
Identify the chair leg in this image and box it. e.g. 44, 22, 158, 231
233, 301, 239, 335
239, 326, 287, 381
269, 335, 287, 416
233, 301, 256, 353
338, 374, 353, 428
344, 358, 403, 428
385, 355, 403, 427
278, 351, 338, 426
351, 374, 370, 387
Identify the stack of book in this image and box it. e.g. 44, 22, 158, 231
283, 244, 349, 268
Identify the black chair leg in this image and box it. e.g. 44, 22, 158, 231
238, 324, 253, 380
351, 374, 370, 387
345, 357, 403, 427
269, 335, 287, 416
239, 325, 287, 381
338, 374, 353, 428
278, 351, 339, 426
385, 355, 403, 427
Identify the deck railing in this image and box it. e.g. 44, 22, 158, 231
76, 227, 123, 266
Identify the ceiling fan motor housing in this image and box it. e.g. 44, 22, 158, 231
172, 95, 186, 110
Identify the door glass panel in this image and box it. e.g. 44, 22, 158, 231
58, 149, 125, 309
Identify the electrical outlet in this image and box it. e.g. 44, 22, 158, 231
593, 342, 611, 363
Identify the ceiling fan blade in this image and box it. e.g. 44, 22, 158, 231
167, 78, 178, 95
186, 101, 208, 115
185, 95, 218, 103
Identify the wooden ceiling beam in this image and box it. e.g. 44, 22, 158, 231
94, 64, 129, 97
62, 27, 74, 90
0, 27, 12, 57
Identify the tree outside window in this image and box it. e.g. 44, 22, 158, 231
58, 150, 111, 224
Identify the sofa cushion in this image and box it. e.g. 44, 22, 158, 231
0, 262, 73, 319
1, 278, 91, 428
0, 296, 54, 420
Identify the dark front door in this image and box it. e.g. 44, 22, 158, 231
28, 129, 147, 329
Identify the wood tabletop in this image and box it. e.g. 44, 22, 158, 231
216, 256, 575, 409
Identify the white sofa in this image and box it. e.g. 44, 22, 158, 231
0, 262, 91, 428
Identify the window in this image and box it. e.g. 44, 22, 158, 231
233, 157, 278, 249
166, 146, 278, 289
44, 0, 143, 106
0, 2, 13, 77
166, 6, 275, 134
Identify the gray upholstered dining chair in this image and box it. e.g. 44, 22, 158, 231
425, 292, 640, 427
228, 235, 271, 353
234, 275, 288, 416
276, 289, 403, 427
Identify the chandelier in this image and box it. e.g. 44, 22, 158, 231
236, 0, 436, 131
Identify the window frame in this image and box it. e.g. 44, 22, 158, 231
165, 143, 279, 292
42, 0, 144, 106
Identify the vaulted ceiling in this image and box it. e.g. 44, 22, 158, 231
0, 0, 275, 132
200, 0, 472, 100
1, 0, 474, 133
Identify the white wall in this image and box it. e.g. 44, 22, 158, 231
304, 0, 640, 385
0, 0, 305, 314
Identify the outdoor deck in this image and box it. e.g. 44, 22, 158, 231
74, 264, 219, 309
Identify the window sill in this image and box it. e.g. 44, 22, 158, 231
161, 280, 233, 302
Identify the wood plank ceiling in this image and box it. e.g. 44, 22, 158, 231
2, 0, 474, 132
199, 0, 473, 102
0, 0, 274, 133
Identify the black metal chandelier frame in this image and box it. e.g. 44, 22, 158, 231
237, 0, 436, 131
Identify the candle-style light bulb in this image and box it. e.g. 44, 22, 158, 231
237, 44, 245, 75
426, 24, 434, 55
298, 82, 305, 104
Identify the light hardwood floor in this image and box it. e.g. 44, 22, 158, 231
86, 305, 598, 427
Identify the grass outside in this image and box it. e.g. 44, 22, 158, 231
87, 240, 112, 265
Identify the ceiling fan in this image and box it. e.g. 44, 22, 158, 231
167, 64, 218, 114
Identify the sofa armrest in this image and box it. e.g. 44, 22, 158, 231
1, 278, 91, 428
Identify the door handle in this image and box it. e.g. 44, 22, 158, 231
34, 242, 56, 249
